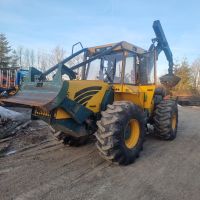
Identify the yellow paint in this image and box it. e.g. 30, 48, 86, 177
54, 108, 71, 119
53, 80, 109, 119
67, 80, 109, 113
113, 84, 155, 111
172, 113, 177, 130
125, 119, 140, 149
39, 79, 156, 120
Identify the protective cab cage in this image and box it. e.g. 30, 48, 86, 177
36, 20, 180, 89
39, 41, 156, 86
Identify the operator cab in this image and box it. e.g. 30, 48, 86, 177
66, 41, 156, 85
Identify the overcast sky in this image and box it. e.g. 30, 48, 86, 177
1, 0, 200, 74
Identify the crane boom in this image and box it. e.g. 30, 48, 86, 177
151, 20, 180, 87
153, 20, 173, 74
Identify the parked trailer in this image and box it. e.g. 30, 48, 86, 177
0, 67, 28, 95
0, 67, 18, 93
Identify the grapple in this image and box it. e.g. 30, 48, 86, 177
160, 73, 181, 88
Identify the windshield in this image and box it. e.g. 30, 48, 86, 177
86, 52, 123, 83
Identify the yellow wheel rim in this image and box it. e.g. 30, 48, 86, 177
124, 119, 140, 149
172, 113, 177, 130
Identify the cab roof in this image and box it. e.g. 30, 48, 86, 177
88, 41, 147, 55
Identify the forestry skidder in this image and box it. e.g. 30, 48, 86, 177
3, 20, 180, 165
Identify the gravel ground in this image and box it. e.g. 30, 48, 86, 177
0, 106, 200, 200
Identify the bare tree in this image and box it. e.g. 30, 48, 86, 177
37, 51, 50, 72
40, 56, 48, 72
15, 46, 67, 73
36, 49, 41, 68
24, 48, 30, 68
10, 50, 18, 67
30, 49, 35, 66
50, 46, 66, 66
191, 58, 200, 92
16, 46, 23, 68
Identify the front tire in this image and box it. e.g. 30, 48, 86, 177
95, 101, 145, 165
153, 99, 178, 140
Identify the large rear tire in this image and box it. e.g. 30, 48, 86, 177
153, 99, 178, 140
95, 101, 145, 165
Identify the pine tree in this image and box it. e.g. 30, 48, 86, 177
0, 33, 12, 68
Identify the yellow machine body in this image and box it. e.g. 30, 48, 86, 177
52, 81, 155, 120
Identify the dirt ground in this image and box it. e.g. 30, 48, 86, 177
0, 106, 200, 200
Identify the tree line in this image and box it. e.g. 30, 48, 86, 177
0, 33, 199, 95
173, 58, 200, 95
0, 33, 66, 72
16, 45, 66, 72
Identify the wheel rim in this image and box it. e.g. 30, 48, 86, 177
124, 119, 140, 149
172, 113, 177, 130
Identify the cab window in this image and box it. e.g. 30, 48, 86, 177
124, 53, 136, 84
